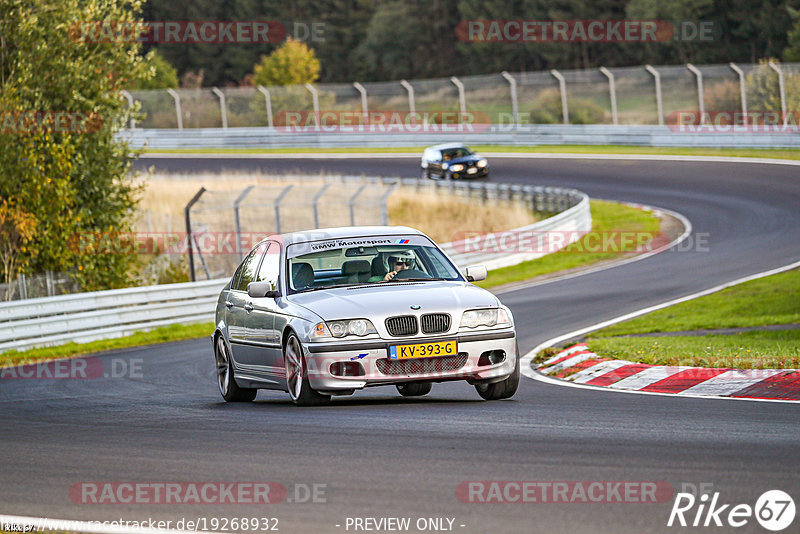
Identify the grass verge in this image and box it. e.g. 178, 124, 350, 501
0, 323, 214, 367
583, 269, 800, 369
143, 145, 800, 161
477, 200, 661, 289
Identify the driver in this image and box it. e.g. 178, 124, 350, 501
382, 250, 416, 281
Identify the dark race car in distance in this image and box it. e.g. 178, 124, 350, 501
421, 143, 489, 180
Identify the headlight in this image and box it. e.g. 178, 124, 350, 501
450, 164, 464, 172
313, 319, 377, 339
460, 308, 512, 329
476, 159, 488, 168
442, 162, 449, 170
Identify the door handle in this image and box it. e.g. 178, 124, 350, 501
244, 303, 254, 312
225, 300, 233, 308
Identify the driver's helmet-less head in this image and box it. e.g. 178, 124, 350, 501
385, 250, 416, 271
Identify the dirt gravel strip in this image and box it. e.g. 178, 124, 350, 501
537, 343, 800, 401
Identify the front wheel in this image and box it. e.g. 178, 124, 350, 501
475, 345, 520, 400
215, 335, 257, 402
397, 382, 432, 397
284, 333, 331, 406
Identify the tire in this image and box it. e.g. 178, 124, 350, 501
421, 167, 430, 180
215, 335, 257, 402
397, 382, 432, 397
283, 333, 331, 406
474, 344, 520, 401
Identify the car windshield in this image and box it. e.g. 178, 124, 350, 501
442, 147, 473, 159
286, 235, 463, 294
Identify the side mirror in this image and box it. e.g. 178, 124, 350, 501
465, 265, 487, 282
248, 281, 280, 298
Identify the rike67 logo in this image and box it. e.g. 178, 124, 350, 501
668, 489, 795, 531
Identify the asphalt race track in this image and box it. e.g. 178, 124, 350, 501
2, 156, 799, 534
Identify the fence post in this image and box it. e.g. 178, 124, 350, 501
400, 80, 416, 113
233, 185, 255, 257
379, 184, 398, 225
166, 89, 183, 130
305, 83, 320, 130
18, 273, 27, 300
645, 65, 664, 126
274, 185, 294, 234
550, 69, 569, 124
257, 86, 274, 127
729, 63, 748, 118
768, 62, 788, 126
501, 71, 519, 128
353, 82, 368, 124
211, 87, 228, 129
184, 187, 206, 282
120, 90, 136, 129
599, 67, 618, 125
686, 64, 705, 125
349, 185, 367, 225
312, 183, 331, 228
450, 76, 467, 124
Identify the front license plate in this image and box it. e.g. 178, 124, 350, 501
467, 167, 478, 174
389, 340, 458, 360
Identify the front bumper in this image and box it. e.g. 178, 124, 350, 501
304, 329, 516, 391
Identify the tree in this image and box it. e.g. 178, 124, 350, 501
252, 38, 320, 86
0, 0, 149, 292
784, 7, 800, 62
129, 50, 179, 89
0, 199, 37, 300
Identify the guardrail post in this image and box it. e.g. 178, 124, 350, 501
645, 65, 664, 126
353, 82, 368, 124
550, 69, 569, 124
184, 187, 206, 282
501, 71, 519, 128
599, 67, 618, 125
274, 185, 294, 234
233, 185, 255, 256
768, 62, 788, 126
305, 83, 320, 130
120, 90, 136, 129
450, 76, 467, 124
729, 63, 748, 118
211, 87, 228, 129
686, 64, 705, 125
257, 86, 274, 127
400, 80, 415, 113
349, 185, 367, 225
312, 183, 331, 228
166, 88, 183, 130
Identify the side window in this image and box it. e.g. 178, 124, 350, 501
256, 242, 280, 285
235, 244, 266, 291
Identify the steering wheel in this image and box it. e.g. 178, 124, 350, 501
392, 268, 431, 280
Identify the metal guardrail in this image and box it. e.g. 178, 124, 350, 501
0, 182, 589, 353
119, 124, 800, 149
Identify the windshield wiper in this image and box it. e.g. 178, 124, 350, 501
394, 277, 448, 282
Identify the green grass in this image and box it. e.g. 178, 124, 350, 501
581, 268, 800, 369
587, 331, 800, 369
142, 145, 800, 160
591, 269, 800, 337
477, 200, 661, 289
0, 322, 214, 367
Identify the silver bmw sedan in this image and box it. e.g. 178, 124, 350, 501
213, 226, 519, 405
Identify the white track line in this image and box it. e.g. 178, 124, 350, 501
521, 260, 800, 404
0, 514, 220, 534
139, 152, 800, 167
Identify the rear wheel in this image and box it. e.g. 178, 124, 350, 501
284, 333, 331, 406
215, 335, 257, 402
397, 382, 432, 397
475, 345, 520, 400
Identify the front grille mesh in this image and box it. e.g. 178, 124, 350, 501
376, 354, 469, 376
385, 315, 418, 336
421, 313, 450, 334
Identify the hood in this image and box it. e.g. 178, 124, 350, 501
448, 154, 483, 165
287, 281, 499, 323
